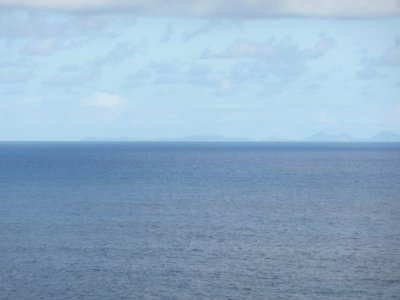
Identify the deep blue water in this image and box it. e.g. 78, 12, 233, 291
0, 142, 399, 299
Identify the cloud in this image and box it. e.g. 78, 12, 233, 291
160, 23, 174, 44
201, 38, 280, 59
381, 38, 400, 66
0, 10, 136, 43
45, 64, 99, 86
357, 38, 400, 80
0, 68, 34, 84
227, 58, 304, 87
142, 60, 183, 85
20, 37, 84, 56
304, 34, 336, 59
181, 20, 221, 41
82, 92, 126, 109
124, 35, 335, 94
20, 38, 65, 56
1, 10, 137, 59
185, 64, 219, 87
123, 69, 152, 88
0, 59, 35, 84
123, 60, 226, 90
81, 92, 128, 122
201, 34, 335, 61
91, 39, 147, 65
0, 0, 399, 18
357, 66, 379, 80
202, 35, 336, 94
181, 20, 242, 42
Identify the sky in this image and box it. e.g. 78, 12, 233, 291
0, 0, 400, 141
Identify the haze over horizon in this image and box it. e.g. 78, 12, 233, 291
1, 0, 400, 141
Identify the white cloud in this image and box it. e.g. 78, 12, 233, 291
1, 0, 399, 18
82, 92, 126, 109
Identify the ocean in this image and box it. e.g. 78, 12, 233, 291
0, 142, 399, 299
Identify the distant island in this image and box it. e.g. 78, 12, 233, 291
303, 132, 357, 142
368, 131, 400, 142
82, 131, 400, 143
303, 131, 400, 142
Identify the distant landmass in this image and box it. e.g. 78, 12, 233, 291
304, 132, 357, 142
368, 131, 400, 142
82, 131, 400, 142
304, 131, 400, 142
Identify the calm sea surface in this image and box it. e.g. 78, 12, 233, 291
0, 142, 399, 299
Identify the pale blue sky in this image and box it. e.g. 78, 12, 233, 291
0, 0, 399, 140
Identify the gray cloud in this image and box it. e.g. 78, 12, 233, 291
91, 39, 147, 65
0, 59, 35, 84
0, 0, 399, 18
45, 64, 100, 86
201, 35, 336, 94
123, 60, 182, 88
20, 37, 85, 56
123, 69, 152, 88
357, 65, 380, 80
182, 21, 220, 41
185, 64, 219, 87
304, 34, 336, 59
0, 11, 134, 39
160, 23, 174, 44
147, 61, 183, 85
227, 58, 304, 89
357, 39, 400, 80
1, 10, 136, 59
0, 68, 34, 84
381, 38, 400, 66
123, 35, 335, 94
181, 20, 242, 42
201, 35, 335, 61
123, 60, 225, 90
201, 38, 285, 59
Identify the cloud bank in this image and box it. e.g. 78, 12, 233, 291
1, 0, 399, 18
